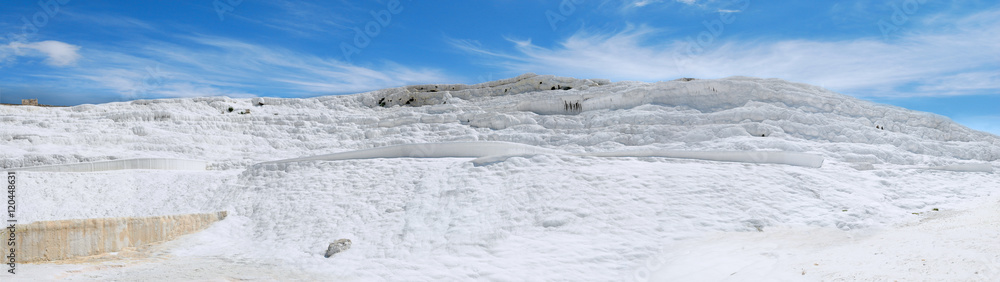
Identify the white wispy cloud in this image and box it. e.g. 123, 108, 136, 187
454, 9, 1000, 97
56, 35, 453, 100
234, 0, 356, 38
61, 10, 156, 31
622, 0, 702, 8
3, 1, 449, 101
2, 40, 82, 67
915, 72, 1000, 95
631, 0, 665, 7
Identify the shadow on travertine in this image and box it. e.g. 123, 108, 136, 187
10, 158, 206, 172
262, 141, 827, 168
4, 211, 227, 263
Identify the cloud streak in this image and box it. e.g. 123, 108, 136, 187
456, 8, 1000, 98
2, 40, 82, 67
5, 35, 452, 101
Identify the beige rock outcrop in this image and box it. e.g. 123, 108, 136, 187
4, 211, 227, 263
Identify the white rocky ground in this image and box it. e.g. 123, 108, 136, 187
1, 74, 997, 280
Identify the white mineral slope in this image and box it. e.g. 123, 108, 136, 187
1, 74, 998, 280
1, 74, 997, 170
11, 158, 206, 172
266, 141, 824, 168
264, 141, 564, 164
647, 193, 1000, 281
582, 149, 824, 168
928, 163, 994, 172
12, 157, 998, 280
10, 169, 241, 224
226, 157, 997, 280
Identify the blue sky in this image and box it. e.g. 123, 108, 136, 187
1, 0, 998, 135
